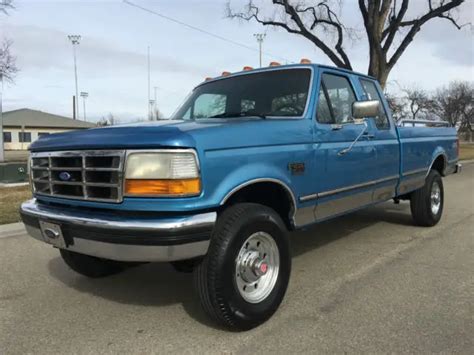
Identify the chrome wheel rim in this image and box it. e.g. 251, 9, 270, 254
430, 181, 441, 215
235, 231, 280, 304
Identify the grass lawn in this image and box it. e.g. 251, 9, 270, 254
0, 185, 31, 225
459, 144, 474, 161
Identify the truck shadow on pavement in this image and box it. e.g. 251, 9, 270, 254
47, 201, 414, 329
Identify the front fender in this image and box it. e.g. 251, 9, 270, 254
204, 162, 295, 207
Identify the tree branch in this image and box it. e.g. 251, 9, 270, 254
0, 39, 19, 83
0, 0, 14, 16
382, 0, 409, 51
388, 0, 465, 69
227, 0, 352, 69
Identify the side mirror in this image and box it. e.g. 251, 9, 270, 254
352, 100, 379, 119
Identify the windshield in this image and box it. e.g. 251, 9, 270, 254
172, 68, 312, 120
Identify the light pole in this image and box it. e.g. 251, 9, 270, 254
80, 92, 88, 121
253, 33, 266, 68
147, 46, 151, 120
153, 86, 158, 120
148, 99, 155, 121
68, 35, 81, 119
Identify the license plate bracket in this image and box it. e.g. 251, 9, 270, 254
39, 221, 66, 248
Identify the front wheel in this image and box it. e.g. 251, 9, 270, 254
194, 203, 291, 331
410, 170, 444, 226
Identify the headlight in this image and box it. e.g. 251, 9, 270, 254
124, 151, 201, 197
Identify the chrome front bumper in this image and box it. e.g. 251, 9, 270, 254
20, 199, 216, 262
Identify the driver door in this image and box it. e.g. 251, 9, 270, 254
311, 70, 377, 221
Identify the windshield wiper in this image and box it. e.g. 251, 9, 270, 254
209, 112, 267, 119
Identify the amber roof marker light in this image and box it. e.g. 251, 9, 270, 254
300, 58, 312, 64
243, 66, 254, 71
221, 71, 231, 77
269, 61, 281, 67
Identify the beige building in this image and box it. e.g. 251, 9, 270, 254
3, 108, 95, 151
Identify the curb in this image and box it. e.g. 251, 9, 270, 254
0, 222, 26, 239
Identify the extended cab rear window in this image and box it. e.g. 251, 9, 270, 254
173, 68, 312, 119
359, 78, 390, 129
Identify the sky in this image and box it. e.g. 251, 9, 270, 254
1, 0, 473, 123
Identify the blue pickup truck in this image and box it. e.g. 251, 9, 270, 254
21, 63, 461, 330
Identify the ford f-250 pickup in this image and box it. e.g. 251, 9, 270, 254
21, 62, 461, 330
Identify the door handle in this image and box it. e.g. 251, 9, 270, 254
363, 132, 375, 139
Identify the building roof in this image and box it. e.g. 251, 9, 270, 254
3, 108, 95, 129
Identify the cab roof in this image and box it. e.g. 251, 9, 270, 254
196, 63, 377, 89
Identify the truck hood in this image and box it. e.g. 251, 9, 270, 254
30, 118, 311, 152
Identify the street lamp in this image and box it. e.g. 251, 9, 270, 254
148, 99, 155, 121
68, 34, 81, 119
153, 86, 158, 120
80, 92, 88, 121
253, 33, 266, 68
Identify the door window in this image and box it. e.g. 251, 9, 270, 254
316, 73, 356, 124
316, 87, 333, 123
359, 78, 390, 129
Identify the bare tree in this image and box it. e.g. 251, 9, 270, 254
403, 87, 436, 120
1, 1, 18, 162
97, 113, 118, 126
434, 81, 473, 136
385, 91, 405, 122
0, 39, 19, 84
227, 0, 468, 88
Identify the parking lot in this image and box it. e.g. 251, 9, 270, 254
1, 164, 473, 354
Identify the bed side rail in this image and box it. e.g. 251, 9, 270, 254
398, 119, 451, 127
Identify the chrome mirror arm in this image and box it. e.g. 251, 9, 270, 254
337, 120, 368, 156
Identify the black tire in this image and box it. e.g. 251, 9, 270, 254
59, 249, 128, 278
410, 170, 444, 227
193, 203, 291, 331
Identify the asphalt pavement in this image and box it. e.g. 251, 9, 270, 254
1, 164, 473, 354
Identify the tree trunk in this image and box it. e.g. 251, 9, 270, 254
377, 70, 389, 91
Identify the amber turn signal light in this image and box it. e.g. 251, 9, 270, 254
125, 178, 201, 196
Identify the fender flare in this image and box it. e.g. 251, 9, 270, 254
219, 177, 297, 224
427, 150, 448, 177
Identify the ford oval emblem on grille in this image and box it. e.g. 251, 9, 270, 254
59, 171, 72, 181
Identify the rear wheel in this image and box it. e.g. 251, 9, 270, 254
194, 203, 291, 331
60, 249, 128, 278
410, 170, 444, 226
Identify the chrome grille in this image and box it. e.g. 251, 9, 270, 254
30, 150, 125, 203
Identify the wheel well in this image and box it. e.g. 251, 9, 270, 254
223, 182, 295, 229
431, 155, 446, 176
